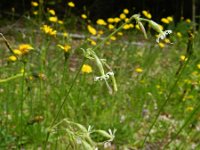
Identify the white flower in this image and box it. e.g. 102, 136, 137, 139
156, 30, 172, 43
94, 72, 114, 81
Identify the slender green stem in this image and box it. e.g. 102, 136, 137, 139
0, 73, 25, 83
141, 52, 192, 147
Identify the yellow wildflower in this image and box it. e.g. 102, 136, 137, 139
58, 20, 63, 24
164, 38, 171, 44
123, 8, 129, 14
117, 32, 123, 36
8, 55, 17, 61
107, 18, 114, 23
167, 16, 173, 22
48, 9, 56, 15
180, 55, 187, 62
49, 16, 58, 23
135, 24, 140, 30
63, 32, 68, 37
177, 32, 182, 38
110, 36, 116, 41
123, 24, 130, 30
98, 30, 104, 35
81, 64, 92, 73
31, 1, 38, 7
186, 106, 194, 112
33, 11, 38, 15
158, 42, 165, 48
185, 19, 191, 23
119, 13, 126, 20
81, 14, 87, 19
40, 25, 57, 36
87, 38, 96, 46
87, 25, 97, 35
114, 17, 120, 23
96, 19, 107, 26
68, 1, 75, 7
135, 67, 143, 73
108, 24, 115, 30
129, 23, 134, 28
18, 44, 33, 55
197, 64, 200, 69
142, 10, 151, 19
13, 49, 22, 55
57, 44, 71, 53
161, 18, 170, 24
158, 24, 164, 31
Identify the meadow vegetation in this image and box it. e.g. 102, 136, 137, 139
0, 1, 200, 149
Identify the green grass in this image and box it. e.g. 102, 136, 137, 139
1, 6, 200, 150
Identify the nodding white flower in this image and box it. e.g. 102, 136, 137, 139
94, 72, 114, 81
156, 30, 172, 43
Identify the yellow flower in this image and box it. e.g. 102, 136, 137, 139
31, 1, 38, 7
177, 32, 182, 38
81, 64, 92, 73
87, 38, 96, 46
107, 18, 114, 23
57, 44, 71, 53
40, 25, 57, 36
167, 16, 173, 22
96, 19, 107, 26
197, 64, 200, 69
123, 9, 129, 14
119, 13, 126, 20
161, 18, 170, 24
108, 24, 115, 30
185, 19, 191, 23
13, 49, 22, 55
110, 36, 116, 41
135, 67, 143, 73
123, 24, 130, 30
158, 24, 164, 31
164, 38, 171, 44
114, 17, 120, 23
18, 44, 34, 54
135, 24, 140, 30
158, 42, 165, 48
180, 55, 187, 62
117, 32, 123, 36
8, 55, 17, 61
58, 20, 63, 24
81, 14, 87, 19
186, 106, 194, 112
87, 25, 97, 35
63, 32, 68, 37
68, 1, 75, 7
142, 10, 151, 19
98, 30, 104, 35
48, 9, 56, 15
33, 11, 38, 15
49, 16, 58, 23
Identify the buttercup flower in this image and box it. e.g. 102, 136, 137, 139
158, 42, 165, 48
48, 9, 56, 15
68, 1, 75, 7
135, 67, 143, 73
18, 44, 34, 55
107, 18, 114, 23
108, 24, 115, 30
142, 10, 152, 19
167, 16, 173, 22
119, 13, 126, 20
185, 19, 191, 23
81, 64, 92, 73
114, 17, 120, 23
40, 25, 57, 36
180, 55, 187, 62
161, 18, 170, 24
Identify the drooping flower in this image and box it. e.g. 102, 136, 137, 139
81, 64, 92, 73
87, 25, 97, 35
68, 1, 75, 7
